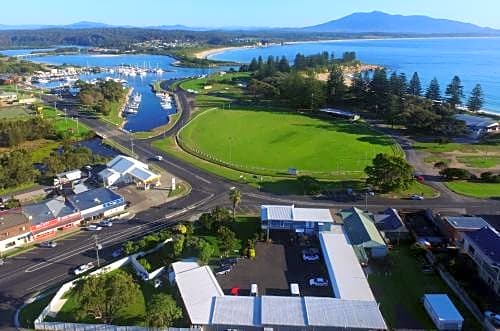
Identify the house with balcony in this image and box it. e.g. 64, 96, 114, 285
462, 226, 500, 296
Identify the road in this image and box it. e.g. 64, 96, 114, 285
0, 89, 498, 329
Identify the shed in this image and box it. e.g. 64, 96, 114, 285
423, 294, 463, 330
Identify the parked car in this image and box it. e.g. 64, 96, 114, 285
302, 252, 320, 261
220, 257, 239, 266
410, 194, 425, 200
40, 241, 57, 248
111, 248, 123, 258
215, 265, 231, 276
153, 279, 162, 288
87, 224, 103, 231
73, 262, 95, 275
99, 220, 113, 227
485, 311, 500, 326
154, 155, 163, 161
309, 277, 329, 287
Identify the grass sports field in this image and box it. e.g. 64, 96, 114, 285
179, 108, 401, 179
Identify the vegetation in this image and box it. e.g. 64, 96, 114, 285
0, 54, 45, 74
0, 117, 55, 148
228, 188, 241, 220
72, 269, 140, 324
43, 144, 105, 177
145, 293, 183, 328
78, 80, 126, 116
0, 150, 39, 191
445, 181, 500, 199
365, 153, 414, 193
467, 84, 485, 112
445, 75, 465, 108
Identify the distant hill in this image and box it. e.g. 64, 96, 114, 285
0, 21, 114, 30
303, 11, 500, 35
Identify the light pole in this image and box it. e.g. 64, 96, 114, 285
94, 235, 102, 267
229, 136, 232, 164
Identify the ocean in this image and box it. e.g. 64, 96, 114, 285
210, 37, 500, 114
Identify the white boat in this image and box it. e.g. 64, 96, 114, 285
133, 93, 142, 103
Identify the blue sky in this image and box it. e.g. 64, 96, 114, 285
2, 0, 500, 28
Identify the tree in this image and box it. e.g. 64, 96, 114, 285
297, 175, 321, 195
439, 167, 472, 180
217, 226, 238, 256
248, 58, 259, 72
278, 56, 290, 72
122, 241, 135, 255
467, 84, 484, 112
326, 64, 346, 105
425, 77, 441, 101
172, 235, 185, 258
228, 188, 241, 221
369, 69, 389, 111
73, 270, 139, 323
408, 72, 422, 96
210, 206, 231, 223
365, 153, 414, 193
445, 75, 464, 107
434, 161, 448, 171
145, 293, 183, 328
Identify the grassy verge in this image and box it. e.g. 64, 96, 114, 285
414, 141, 499, 153
103, 138, 138, 158
132, 109, 181, 140
169, 182, 190, 198
382, 181, 439, 199
368, 245, 481, 330
456, 155, 500, 169
445, 181, 500, 199
19, 292, 56, 329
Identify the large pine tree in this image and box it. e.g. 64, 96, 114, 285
408, 72, 422, 96
326, 64, 346, 105
445, 75, 464, 107
425, 77, 441, 101
467, 84, 484, 112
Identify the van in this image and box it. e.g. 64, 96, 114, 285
251, 284, 258, 296
290, 283, 300, 296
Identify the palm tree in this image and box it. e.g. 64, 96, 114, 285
228, 188, 241, 221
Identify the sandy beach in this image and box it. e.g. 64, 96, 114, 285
194, 46, 254, 59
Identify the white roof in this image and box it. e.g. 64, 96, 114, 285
211, 296, 259, 326
106, 155, 149, 175
261, 205, 333, 223
171, 260, 200, 274
260, 296, 307, 326
319, 227, 375, 301
129, 166, 158, 182
56, 169, 82, 181
304, 297, 387, 329
174, 265, 224, 325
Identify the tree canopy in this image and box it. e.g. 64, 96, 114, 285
445, 75, 464, 107
145, 293, 183, 328
365, 153, 414, 193
467, 84, 484, 112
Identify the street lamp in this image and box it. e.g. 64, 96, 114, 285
94, 235, 102, 267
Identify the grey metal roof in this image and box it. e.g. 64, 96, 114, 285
260, 296, 307, 326
261, 205, 333, 223
304, 297, 387, 329
211, 296, 260, 326
23, 198, 77, 225
0, 209, 30, 232
444, 216, 489, 230
465, 227, 500, 264
454, 114, 498, 128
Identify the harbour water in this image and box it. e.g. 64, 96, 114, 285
1, 50, 222, 131
210, 37, 500, 114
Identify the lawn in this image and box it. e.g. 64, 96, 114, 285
101, 100, 123, 126
42, 107, 92, 140
179, 108, 401, 179
413, 141, 499, 154
0, 105, 33, 119
456, 155, 500, 168
445, 181, 500, 199
383, 181, 439, 199
368, 245, 480, 330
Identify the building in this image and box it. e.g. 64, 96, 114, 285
98, 155, 161, 190
23, 197, 81, 240
319, 108, 360, 121
436, 215, 490, 244
171, 259, 387, 330
67, 187, 126, 221
454, 113, 499, 138
261, 205, 334, 237
339, 207, 388, 259
423, 294, 464, 330
0, 91, 18, 104
373, 208, 409, 242
54, 169, 83, 187
462, 226, 500, 295
0, 209, 32, 253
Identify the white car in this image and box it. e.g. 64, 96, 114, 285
153, 279, 162, 288
410, 194, 424, 200
73, 262, 95, 275
87, 224, 103, 231
40, 241, 57, 248
154, 155, 163, 161
309, 277, 329, 287
99, 220, 113, 227
302, 253, 320, 261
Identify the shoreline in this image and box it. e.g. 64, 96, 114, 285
194, 46, 258, 59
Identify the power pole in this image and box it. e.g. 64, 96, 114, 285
130, 133, 135, 156
94, 235, 101, 267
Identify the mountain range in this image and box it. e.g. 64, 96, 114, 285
0, 12, 498, 35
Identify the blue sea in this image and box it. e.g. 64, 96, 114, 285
210, 37, 500, 114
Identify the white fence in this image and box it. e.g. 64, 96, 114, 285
34, 239, 175, 330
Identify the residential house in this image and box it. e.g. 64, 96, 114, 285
462, 226, 500, 295
436, 215, 490, 244
0, 209, 32, 253
339, 207, 388, 260
373, 208, 410, 242
454, 113, 499, 138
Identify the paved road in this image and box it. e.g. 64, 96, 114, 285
0, 90, 498, 329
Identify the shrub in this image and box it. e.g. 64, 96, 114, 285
138, 257, 152, 272
439, 167, 472, 180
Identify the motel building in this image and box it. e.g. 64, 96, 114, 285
22, 197, 82, 241
0, 209, 32, 253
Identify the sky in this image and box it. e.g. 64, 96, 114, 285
1, 0, 500, 29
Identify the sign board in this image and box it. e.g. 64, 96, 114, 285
171, 177, 176, 191
288, 168, 299, 176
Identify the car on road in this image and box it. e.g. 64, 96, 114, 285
73, 262, 95, 275
410, 194, 424, 200
87, 224, 103, 231
154, 155, 163, 161
99, 220, 113, 227
215, 265, 231, 276
39, 241, 57, 248
309, 277, 329, 287
111, 248, 123, 258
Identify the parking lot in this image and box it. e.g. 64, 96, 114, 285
216, 231, 332, 297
